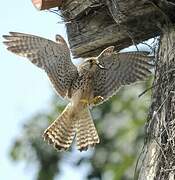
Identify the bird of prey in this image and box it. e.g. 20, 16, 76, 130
3, 32, 153, 151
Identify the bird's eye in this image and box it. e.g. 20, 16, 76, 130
89, 59, 93, 63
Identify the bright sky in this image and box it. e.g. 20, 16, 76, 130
0, 1, 86, 180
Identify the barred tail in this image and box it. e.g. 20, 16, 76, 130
76, 108, 100, 151
43, 103, 76, 151
43, 104, 99, 151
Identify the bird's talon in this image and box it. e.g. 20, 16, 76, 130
91, 96, 104, 105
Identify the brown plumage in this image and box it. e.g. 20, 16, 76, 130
3, 32, 154, 151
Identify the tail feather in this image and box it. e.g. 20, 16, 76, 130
43, 104, 76, 151
43, 104, 99, 151
76, 108, 99, 151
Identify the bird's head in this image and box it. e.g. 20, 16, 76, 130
81, 57, 105, 71
79, 46, 115, 72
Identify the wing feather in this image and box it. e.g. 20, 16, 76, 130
93, 51, 154, 105
3, 32, 78, 98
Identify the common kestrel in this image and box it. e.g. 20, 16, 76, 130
3, 32, 153, 151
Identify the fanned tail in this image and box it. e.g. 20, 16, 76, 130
43, 103, 76, 151
76, 108, 100, 151
43, 104, 99, 151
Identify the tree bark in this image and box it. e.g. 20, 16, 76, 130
138, 25, 175, 180
32, 0, 63, 10
61, 0, 164, 58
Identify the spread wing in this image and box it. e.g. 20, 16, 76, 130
3, 32, 78, 98
93, 49, 154, 104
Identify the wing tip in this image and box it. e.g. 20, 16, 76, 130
2, 34, 11, 40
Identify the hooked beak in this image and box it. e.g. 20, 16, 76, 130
96, 60, 106, 70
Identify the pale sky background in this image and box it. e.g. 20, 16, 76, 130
0, 1, 87, 180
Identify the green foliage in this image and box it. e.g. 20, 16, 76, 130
9, 79, 152, 180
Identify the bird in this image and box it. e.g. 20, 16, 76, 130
3, 32, 153, 151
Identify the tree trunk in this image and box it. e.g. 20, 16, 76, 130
138, 25, 175, 180
61, 0, 163, 58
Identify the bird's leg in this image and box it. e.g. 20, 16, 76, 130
90, 96, 104, 105
80, 96, 104, 106
80, 99, 89, 106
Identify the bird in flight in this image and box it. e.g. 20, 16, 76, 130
3, 32, 153, 151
